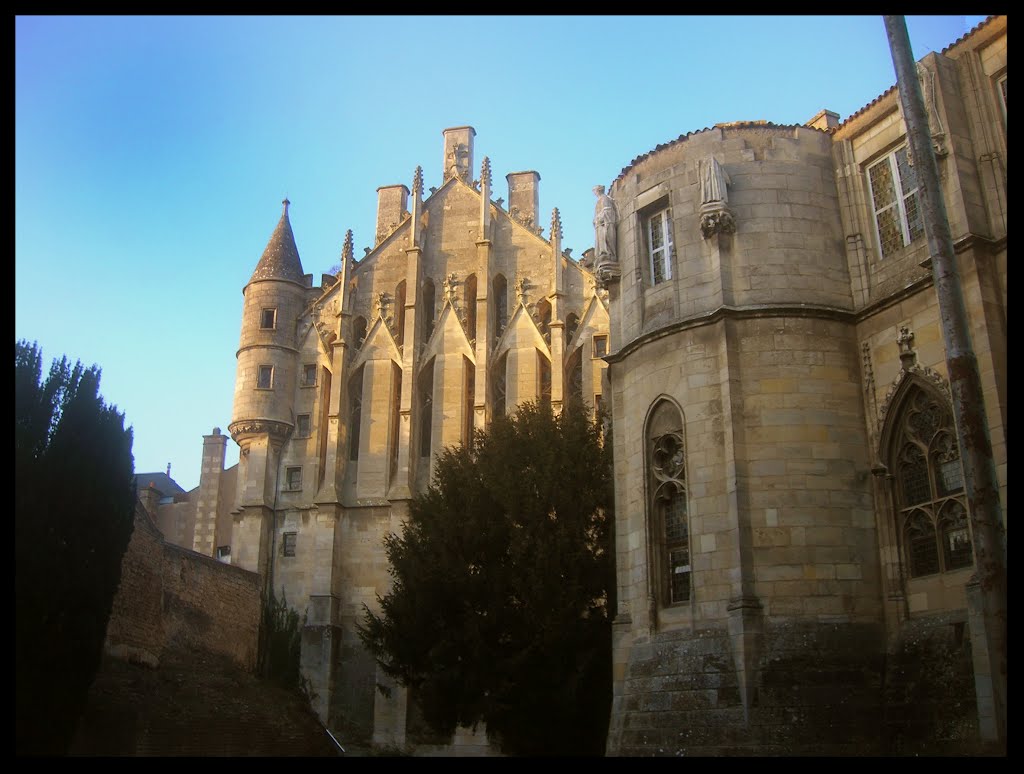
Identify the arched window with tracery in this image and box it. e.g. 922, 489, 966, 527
647, 399, 690, 606
889, 383, 972, 578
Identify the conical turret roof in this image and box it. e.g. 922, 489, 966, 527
248, 199, 306, 285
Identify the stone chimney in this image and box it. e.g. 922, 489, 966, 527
806, 109, 841, 131
376, 184, 409, 245
506, 171, 541, 231
192, 427, 228, 558
442, 126, 475, 183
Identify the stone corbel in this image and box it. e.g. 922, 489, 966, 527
699, 202, 736, 239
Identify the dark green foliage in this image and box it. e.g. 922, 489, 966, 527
359, 399, 614, 756
16, 340, 136, 756
258, 587, 305, 693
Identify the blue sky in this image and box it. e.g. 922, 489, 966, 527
15, 14, 990, 491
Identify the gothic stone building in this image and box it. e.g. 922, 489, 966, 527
602, 16, 1005, 755
161, 15, 1004, 756
226, 125, 610, 749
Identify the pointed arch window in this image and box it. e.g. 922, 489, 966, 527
647, 400, 690, 606
890, 384, 972, 578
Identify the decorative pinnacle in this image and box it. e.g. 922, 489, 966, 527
282, 198, 290, 214
481, 156, 492, 189
413, 166, 424, 198
551, 208, 562, 241
342, 229, 354, 263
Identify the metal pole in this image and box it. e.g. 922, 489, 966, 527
883, 15, 1006, 748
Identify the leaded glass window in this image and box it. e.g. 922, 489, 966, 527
867, 146, 925, 258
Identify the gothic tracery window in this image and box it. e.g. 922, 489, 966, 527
647, 400, 690, 605
891, 385, 972, 578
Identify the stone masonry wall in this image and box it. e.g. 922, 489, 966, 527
612, 621, 887, 756
162, 543, 261, 670
105, 503, 166, 667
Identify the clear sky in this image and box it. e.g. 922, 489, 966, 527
15, 14, 990, 492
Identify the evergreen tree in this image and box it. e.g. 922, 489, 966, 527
359, 399, 614, 756
16, 340, 136, 756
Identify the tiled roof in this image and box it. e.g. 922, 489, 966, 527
941, 14, 998, 55
248, 199, 306, 285
612, 122, 809, 187
134, 471, 187, 497
834, 15, 1000, 134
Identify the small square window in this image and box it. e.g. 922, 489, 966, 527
261, 308, 277, 330
593, 335, 608, 358
216, 545, 231, 563
286, 466, 302, 491
257, 365, 274, 390
282, 532, 297, 557
301, 363, 317, 387
296, 414, 311, 438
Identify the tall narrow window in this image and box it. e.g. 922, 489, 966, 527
867, 145, 924, 258
348, 368, 363, 461
285, 466, 302, 492
394, 281, 406, 346
889, 384, 972, 578
996, 73, 1007, 124
493, 274, 508, 341
419, 358, 434, 458
390, 363, 402, 482
464, 274, 477, 343
257, 365, 274, 390
260, 308, 277, 330
422, 278, 436, 344
296, 414, 311, 438
647, 400, 690, 606
566, 347, 583, 404
536, 298, 552, 345
538, 353, 551, 405
352, 316, 368, 350
565, 313, 580, 348
463, 356, 475, 448
646, 208, 674, 284
493, 353, 507, 418
593, 334, 608, 359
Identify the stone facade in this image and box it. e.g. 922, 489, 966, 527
155, 15, 1004, 756
604, 16, 1005, 755
218, 127, 610, 752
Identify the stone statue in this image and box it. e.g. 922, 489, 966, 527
700, 157, 731, 205
593, 185, 618, 265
